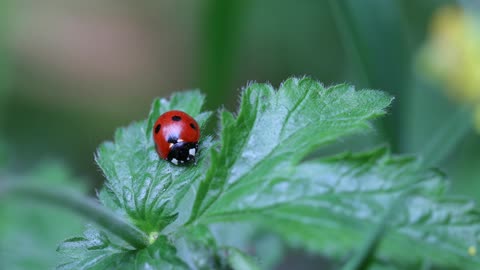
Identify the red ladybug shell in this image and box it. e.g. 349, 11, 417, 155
152, 110, 200, 165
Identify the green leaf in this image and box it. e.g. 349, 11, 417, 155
238, 149, 480, 268
96, 90, 212, 234
58, 226, 188, 270
190, 77, 392, 221
185, 77, 480, 268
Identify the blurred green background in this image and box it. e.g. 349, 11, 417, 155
1, 0, 479, 269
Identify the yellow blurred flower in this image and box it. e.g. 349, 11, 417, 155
419, 6, 480, 131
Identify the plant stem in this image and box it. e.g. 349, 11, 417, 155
328, 0, 408, 152
0, 0, 12, 127
198, 0, 249, 109
328, 0, 371, 88
0, 181, 149, 249
421, 106, 472, 167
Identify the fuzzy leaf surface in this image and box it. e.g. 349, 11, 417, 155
191, 78, 392, 221
261, 149, 480, 268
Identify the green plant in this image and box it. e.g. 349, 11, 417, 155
4, 77, 480, 269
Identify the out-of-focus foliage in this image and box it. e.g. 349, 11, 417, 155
226, 248, 261, 270
0, 163, 85, 270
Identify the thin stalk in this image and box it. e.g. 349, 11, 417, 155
328, 0, 408, 152
328, 0, 372, 88
0, 181, 149, 249
198, 0, 249, 110
0, 0, 12, 125
421, 106, 472, 167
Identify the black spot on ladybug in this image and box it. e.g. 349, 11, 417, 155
167, 136, 178, 144
172, 115, 182, 121
190, 123, 196, 130
155, 124, 161, 134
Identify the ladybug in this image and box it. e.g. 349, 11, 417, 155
152, 110, 200, 165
